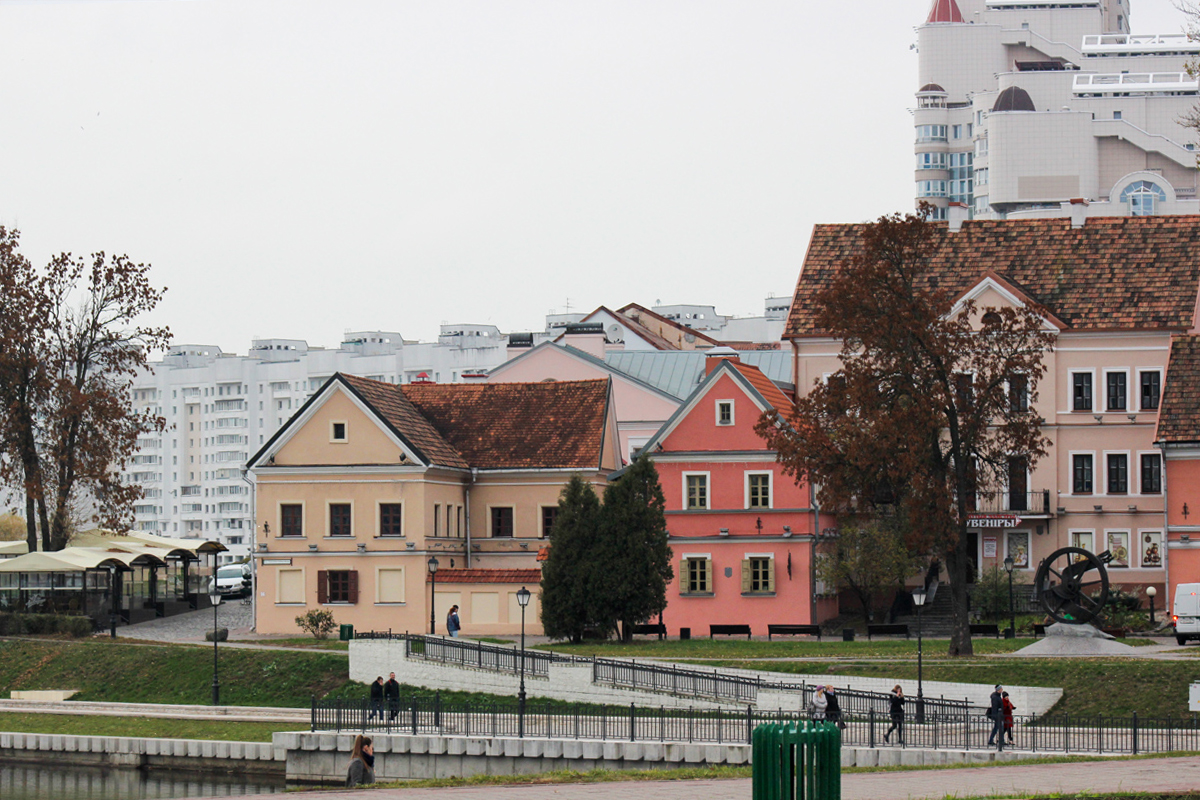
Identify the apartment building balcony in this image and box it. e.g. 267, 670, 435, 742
969, 490, 1051, 516
1073, 72, 1198, 96
1082, 33, 1199, 57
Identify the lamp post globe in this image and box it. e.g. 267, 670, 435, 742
1003, 555, 1016, 639
912, 586, 926, 723
209, 562, 222, 707
1147, 585, 1157, 625
516, 586, 531, 738
427, 556, 439, 635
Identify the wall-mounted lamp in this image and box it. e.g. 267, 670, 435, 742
719, 528, 730, 536
1185, 503, 1191, 520
1183, 534, 1191, 542
1093, 415, 1104, 424
1093, 505, 1103, 512
520, 542, 529, 549
1056, 507, 1067, 514
1127, 415, 1138, 423
308, 544, 318, 552
782, 525, 792, 538
356, 543, 367, 553
1128, 505, 1138, 512
257, 543, 268, 552
406, 541, 416, 549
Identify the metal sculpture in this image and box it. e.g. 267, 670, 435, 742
1033, 547, 1111, 625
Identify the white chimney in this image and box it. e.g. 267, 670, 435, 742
1066, 198, 1089, 230
947, 202, 970, 233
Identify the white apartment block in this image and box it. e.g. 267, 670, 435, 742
916, 0, 1200, 221
126, 326, 506, 563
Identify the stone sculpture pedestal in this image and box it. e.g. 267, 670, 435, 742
1013, 622, 1137, 657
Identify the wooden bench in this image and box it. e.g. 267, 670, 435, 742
1032, 624, 1046, 638
970, 623, 1001, 638
710, 624, 753, 639
866, 624, 909, 640
631, 623, 666, 640
767, 624, 822, 641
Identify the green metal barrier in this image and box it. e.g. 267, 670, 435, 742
752, 720, 841, 800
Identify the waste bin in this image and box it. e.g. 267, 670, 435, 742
339, 624, 355, 641
842, 628, 855, 642
680, 627, 691, 640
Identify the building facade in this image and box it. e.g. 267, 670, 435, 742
125, 327, 507, 563
785, 215, 1200, 595
247, 374, 621, 636
916, 0, 1199, 221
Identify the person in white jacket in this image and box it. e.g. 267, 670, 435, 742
809, 686, 828, 720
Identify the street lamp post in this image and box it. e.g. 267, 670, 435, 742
107, 565, 118, 639
516, 586, 531, 738
912, 586, 926, 724
427, 556, 439, 635
1003, 555, 1016, 639
1148, 585, 1158, 625
208, 562, 222, 707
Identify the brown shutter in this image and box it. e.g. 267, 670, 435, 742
316, 570, 328, 604
704, 559, 713, 593
348, 571, 359, 605
766, 558, 776, 593
741, 559, 750, 593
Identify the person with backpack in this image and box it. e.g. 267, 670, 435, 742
986, 685, 1005, 751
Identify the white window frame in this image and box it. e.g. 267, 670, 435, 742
682, 471, 711, 510
1137, 528, 1164, 570
278, 501, 306, 538
1068, 450, 1096, 496
1004, 529, 1033, 570
715, 400, 735, 426
375, 500, 404, 538
745, 471, 773, 509
537, 503, 559, 539
329, 419, 349, 443
1102, 368, 1130, 413
1137, 450, 1162, 495
1069, 529, 1094, 553
1069, 369, 1096, 413
1136, 367, 1162, 412
487, 504, 517, 538
1101, 449, 1132, 496
680, 552, 713, 595
1105, 529, 1132, 568
374, 566, 406, 605
325, 499, 354, 538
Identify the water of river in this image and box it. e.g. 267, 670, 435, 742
0, 763, 285, 799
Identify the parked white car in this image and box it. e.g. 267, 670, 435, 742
209, 564, 251, 598
1173, 583, 1200, 646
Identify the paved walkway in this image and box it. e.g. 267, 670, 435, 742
193, 755, 1200, 799
119, 603, 254, 642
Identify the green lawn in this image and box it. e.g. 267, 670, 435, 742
230, 636, 349, 651
703, 657, 1197, 718
0, 712, 284, 741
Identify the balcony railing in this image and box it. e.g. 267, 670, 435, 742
970, 490, 1051, 515
1074, 73, 1198, 95
1082, 33, 1199, 56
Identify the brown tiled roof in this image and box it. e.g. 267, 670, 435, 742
725, 341, 783, 351
729, 361, 794, 411
403, 379, 610, 470
427, 568, 542, 584
1156, 335, 1200, 444
786, 216, 1200, 338
339, 374, 468, 468
580, 306, 678, 351
617, 303, 724, 347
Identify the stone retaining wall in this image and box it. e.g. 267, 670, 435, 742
0, 731, 284, 775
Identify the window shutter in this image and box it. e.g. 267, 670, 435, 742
766, 559, 776, 593
316, 570, 328, 604
704, 559, 713, 593
348, 571, 359, 605
741, 560, 750, 593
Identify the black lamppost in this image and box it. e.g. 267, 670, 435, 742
427, 556, 439, 635
516, 585, 531, 738
1003, 555, 1016, 639
208, 560, 222, 706
107, 565, 118, 639
912, 586, 926, 724
1148, 585, 1157, 625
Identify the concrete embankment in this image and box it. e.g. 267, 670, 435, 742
0, 731, 284, 776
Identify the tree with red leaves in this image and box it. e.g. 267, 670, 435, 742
757, 208, 1053, 655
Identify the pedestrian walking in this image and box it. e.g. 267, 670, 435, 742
809, 685, 828, 721
367, 676, 384, 721
883, 685, 904, 744
986, 684, 1005, 751
1002, 690, 1016, 744
384, 671, 401, 721
447, 605, 461, 638
346, 734, 375, 787
825, 686, 846, 730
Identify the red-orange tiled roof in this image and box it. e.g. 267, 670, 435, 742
786, 216, 1200, 338
403, 379, 610, 469
340, 374, 468, 468
1156, 335, 1200, 444
729, 360, 794, 411
427, 568, 542, 584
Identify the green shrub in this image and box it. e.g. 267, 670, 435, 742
0, 613, 94, 637
205, 627, 229, 642
295, 609, 336, 640
970, 566, 1030, 621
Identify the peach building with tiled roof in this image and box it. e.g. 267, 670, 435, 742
787, 215, 1200, 605
1155, 336, 1200, 612
246, 374, 621, 635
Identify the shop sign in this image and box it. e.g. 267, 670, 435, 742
967, 514, 1018, 529
983, 536, 998, 558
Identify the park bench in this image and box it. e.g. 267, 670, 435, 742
767, 624, 822, 641
866, 623, 910, 640
710, 624, 753, 639
970, 623, 1001, 638
1032, 624, 1046, 638
631, 623, 667, 640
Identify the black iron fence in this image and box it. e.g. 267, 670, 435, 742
313, 696, 1200, 755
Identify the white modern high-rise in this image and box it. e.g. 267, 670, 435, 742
916, 0, 1200, 220
126, 326, 506, 563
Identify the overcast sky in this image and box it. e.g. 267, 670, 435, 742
0, 0, 1191, 351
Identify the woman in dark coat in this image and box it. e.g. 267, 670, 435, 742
824, 685, 845, 729
346, 734, 375, 787
883, 685, 904, 744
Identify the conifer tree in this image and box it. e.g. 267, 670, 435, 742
538, 475, 603, 643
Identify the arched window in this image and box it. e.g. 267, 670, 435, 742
1119, 180, 1166, 216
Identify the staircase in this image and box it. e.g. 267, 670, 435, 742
891, 584, 957, 638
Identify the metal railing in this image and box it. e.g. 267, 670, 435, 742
970, 490, 1050, 515
365, 632, 973, 717
313, 696, 1200, 755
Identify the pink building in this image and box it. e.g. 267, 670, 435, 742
641, 350, 838, 636
1155, 335, 1200, 605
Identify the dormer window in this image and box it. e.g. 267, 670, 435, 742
716, 401, 734, 426
330, 421, 347, 442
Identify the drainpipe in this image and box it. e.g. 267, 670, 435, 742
1160, 442, 1170, 604
241, 468, 257, 633
810, 479, 820, 625
464, 469, 476, 568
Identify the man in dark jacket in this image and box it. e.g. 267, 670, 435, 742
384, 672, 401, 720
367, 676, 384, 721
986, 685, 1005, 750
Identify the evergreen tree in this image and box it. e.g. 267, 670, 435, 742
596, 456, 673, 641
538, 475, 603, 643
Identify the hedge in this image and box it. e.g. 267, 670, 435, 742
0, 613, 95, 637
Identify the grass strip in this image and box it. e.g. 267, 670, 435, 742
0, 712, 286, 742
